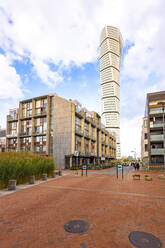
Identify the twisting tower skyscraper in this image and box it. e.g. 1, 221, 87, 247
100, 26, 122, 159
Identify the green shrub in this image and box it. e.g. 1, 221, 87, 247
133, 174, 140, 177
144, 174, 150, 178
0, 151, 55, 188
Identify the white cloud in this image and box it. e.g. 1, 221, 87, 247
120, 115, 143, 158
0, 54, 23, 99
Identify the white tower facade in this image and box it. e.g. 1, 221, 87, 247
100, 26, 122, 159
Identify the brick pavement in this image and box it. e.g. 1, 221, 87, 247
0, 170, 165, 248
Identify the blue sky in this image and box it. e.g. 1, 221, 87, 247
0, 0, 165, 157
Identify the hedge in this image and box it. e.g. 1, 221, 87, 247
0, 151, 55, 188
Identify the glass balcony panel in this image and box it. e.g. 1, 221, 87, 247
149, 108, 165, 114
150, 134, 164, 141
150, 122, 164, 128
151, 148, 164, 155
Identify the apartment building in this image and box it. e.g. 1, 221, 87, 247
6, 94, 116, 169
145, 91, 165, 169
141, 117, 148, 166
6, 95, 53, 155
0, 127, 6, 152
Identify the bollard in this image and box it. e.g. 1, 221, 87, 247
59, 170, 62, 176
52, 172, 56, 178
42, 173, 47, 181
29, 175, 35, 184
8, 180, 17, 190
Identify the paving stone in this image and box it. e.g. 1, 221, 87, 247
8, 228, 13, 232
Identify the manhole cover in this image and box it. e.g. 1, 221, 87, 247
129, 231, 161, 248
64, 220, 89, 234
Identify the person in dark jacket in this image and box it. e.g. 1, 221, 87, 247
136, 162, 140, 171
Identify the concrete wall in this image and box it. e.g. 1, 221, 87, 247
53, 96, 73, 169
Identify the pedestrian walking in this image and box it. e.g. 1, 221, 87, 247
133, 162, 136, 170
136, 162, 140, 171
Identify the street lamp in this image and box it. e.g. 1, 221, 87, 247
131, 149, 136, 161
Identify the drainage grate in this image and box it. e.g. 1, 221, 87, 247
129, 231, 161, 248
64, 220, 89, 234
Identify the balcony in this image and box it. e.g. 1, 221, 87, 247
150, 134, 164, 141
34, 109, 47, 116
21, 113, 32, 119
150, 122, 164, 128
6, 133, 18, 138
84, 132, 90, 139
85, 116, 91, 123
32, 130, 47, 135
91, 135, 96, 141
19, 131, 32, 136
75, 108, 84, 118
149, 108, 165, 115
151, 148, 164, 155
75, 128, 83, 136
7, 115, 18, 121
91, 120, 96, 127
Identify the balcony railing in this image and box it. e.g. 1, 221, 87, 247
150, 134, 164, 141
151, 148, 164, 155
19, 132, 32, 136
150, 122, 164, 128
6, 133, 18, 137
149, 108, 165, 115
75, 128, 83, 136
35, 110, 47, 116
84, 132, 90, 139
21, 112, 32, 118
33, 130, 47, 135
7, 115, 18, 121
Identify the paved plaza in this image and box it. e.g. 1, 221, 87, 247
0, 168, 165, 248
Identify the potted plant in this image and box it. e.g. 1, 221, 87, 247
145, 175, 152, 181
132, 174, 140, 180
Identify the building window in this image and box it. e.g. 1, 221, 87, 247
22, 102, 32, 117
34, 135, 46, 153
144, 133, 148, 139
145, 144, 148, 152
20, 137, 31, 151
75, 135, 81, 152
8, 138, 17, 150
35, 117, 47, 134
21, 119, 32, 135
144, 120, 148, 127
8, 122, 17, 136
75, 117, 81, 131
84, 122, 89, 137
84, 138, 89, 154
91, 141, 95, 153
35, 98, 47, 115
